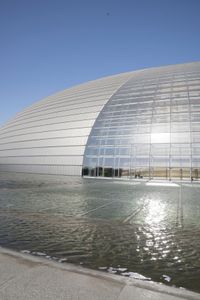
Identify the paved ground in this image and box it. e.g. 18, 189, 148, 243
0, 247, 199, 300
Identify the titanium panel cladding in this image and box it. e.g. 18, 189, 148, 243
0, 72, 133, 175
1, 62, 200, 180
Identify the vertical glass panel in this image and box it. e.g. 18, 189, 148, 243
83, 63, 200, 180
151, 133, 170, 143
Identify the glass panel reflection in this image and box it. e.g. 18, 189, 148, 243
83, 64, 200, 180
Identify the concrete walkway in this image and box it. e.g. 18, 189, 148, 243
0, 247, 199, 300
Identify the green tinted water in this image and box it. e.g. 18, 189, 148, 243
0, 172, 200, 293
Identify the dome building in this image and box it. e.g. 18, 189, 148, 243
0, 62, 200, 181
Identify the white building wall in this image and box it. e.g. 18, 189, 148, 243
0, 72, 133, 175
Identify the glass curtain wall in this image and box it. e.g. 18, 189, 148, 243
82, 64, 200, 181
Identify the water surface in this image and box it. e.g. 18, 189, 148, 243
0, 172, 200, 293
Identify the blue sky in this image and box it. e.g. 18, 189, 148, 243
0, 0, 200, 126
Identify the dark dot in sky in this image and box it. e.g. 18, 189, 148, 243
106, 12, 110, 16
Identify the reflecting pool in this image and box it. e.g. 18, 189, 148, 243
0, 172, 200, 293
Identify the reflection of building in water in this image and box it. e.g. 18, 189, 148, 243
1, 62, 200, 181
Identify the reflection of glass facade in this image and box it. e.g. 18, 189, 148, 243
83, 63, 200, 180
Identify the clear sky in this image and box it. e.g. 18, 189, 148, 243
0, 0, 200, 126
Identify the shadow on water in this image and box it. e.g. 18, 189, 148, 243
176, 183, 184, 229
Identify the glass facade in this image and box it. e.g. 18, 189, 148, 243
82, 63, 200, 181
